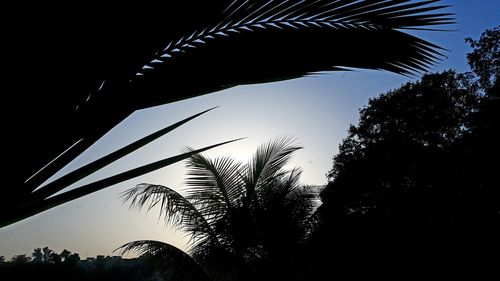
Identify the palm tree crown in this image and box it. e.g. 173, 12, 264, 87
119, 137, 319, 280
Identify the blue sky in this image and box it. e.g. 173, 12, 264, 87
1, 1, 498, 259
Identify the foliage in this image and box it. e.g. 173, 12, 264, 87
4, 0, 452, 227
327, 70, 480, 180
0, 248, 162, 281
0, 109, 238, 228
466, 25, 500, 92
465, 25, 500, 140
322, 70, 483, 220
10, 255, 31, 264
314, 27, 499, 279
119, 137, 318, 281
31, 247, 81, 265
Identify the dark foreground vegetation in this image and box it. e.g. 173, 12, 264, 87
3, 0, 453, 229
116, 27, 499, 280
1, 22, 497, 281
309, 26, 499, 280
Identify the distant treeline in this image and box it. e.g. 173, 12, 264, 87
0, 247, 163, 281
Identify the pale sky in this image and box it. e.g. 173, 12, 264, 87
1, 1, 498, 260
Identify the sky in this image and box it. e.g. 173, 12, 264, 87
1, 1, 498, 260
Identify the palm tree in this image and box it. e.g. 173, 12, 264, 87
4, 1, 452, 227
117, 137, 318, 281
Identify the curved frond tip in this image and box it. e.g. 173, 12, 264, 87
120, 183, 216, 242
132, 0, 453, 81
115, 240, 214, 281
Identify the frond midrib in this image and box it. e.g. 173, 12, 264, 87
134, 1, 452, 77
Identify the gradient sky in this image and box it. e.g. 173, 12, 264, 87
1, 1, 498, 260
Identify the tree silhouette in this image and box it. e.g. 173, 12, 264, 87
30, 247, 80, 265
117, 137, 318, 281
59, 249, 81, 265
3, 1, 452, 227
1, 248, 159, 281
466, 26, 499, 92
31, 248, 43, 264
313, 27, 499, 279
42, 247, 55, 264
10, 255, 31, 264
466, 26, 500, 141
62, 250, 81, 265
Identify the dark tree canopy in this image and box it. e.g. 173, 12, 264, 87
466, 25, 500, 92
313, 27, 500, 279
322, 70, 485, 225
328, 70, 479, 180
465, 25, 500, 139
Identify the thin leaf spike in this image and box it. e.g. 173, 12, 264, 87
0, 137, 244, 228
32, 107, 219, 200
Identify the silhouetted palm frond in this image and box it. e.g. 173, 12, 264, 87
0, 110, 239, 228
244, 136, 303, 202
116, 240, 213, 281
132, 0, 452, 104
121, 184, 217, 244
121, 138, 319, 279
259, 167, 304, 205
5, 0, 452, 227
184, 153, 245, 211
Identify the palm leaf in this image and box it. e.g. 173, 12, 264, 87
121, 183, 216, 244
132, 0, 452, 106
116, 240, 214, 281
6, 0, 452, 227
31, 0, 452, 180
117, 137, 326, 278
0, 138, 242, 228
245, 136, 303, 196
182, 153, 251, 254
268, 167, 304, 200
259, 166, 305, 214
184, 152, 246, 212
31, 107, 218, 200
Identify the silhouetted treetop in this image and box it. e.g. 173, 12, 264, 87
314, 27, 499, 279
327, 70, 480, 180
466, 25, 500, 92
464, 26, 500, 142
10, 255, 31, 264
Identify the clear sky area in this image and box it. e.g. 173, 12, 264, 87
1, 1, 498, 259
